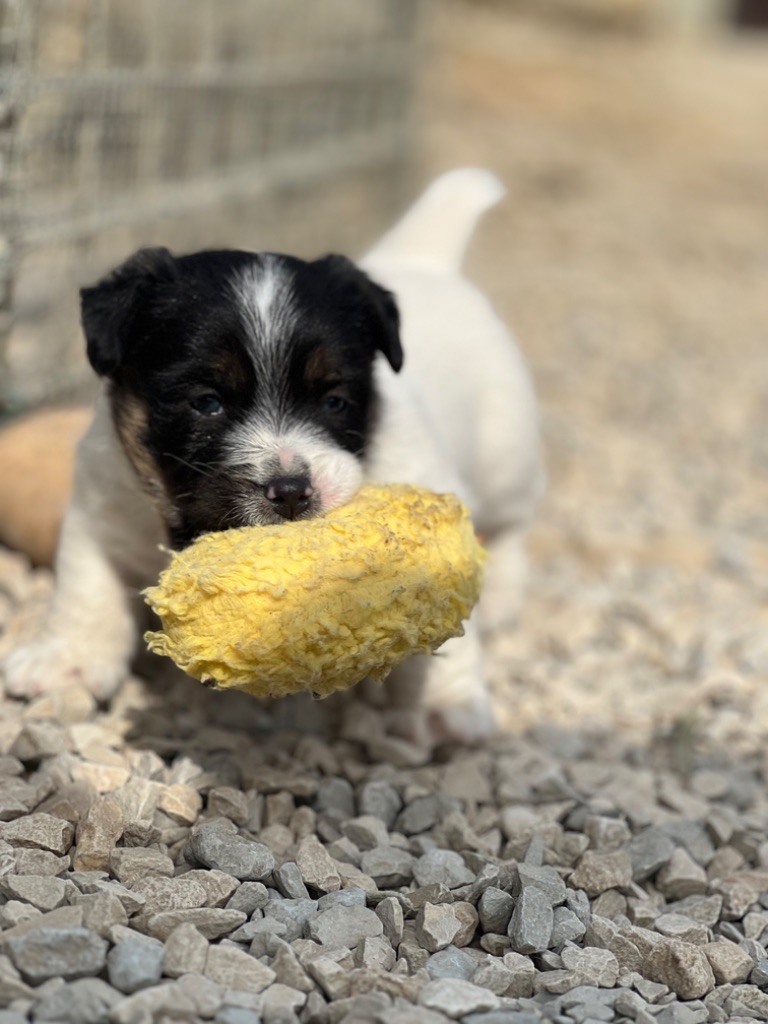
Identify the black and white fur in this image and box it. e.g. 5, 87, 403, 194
2, 169, 543, 741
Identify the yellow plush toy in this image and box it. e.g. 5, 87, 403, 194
144, 484, 485, 699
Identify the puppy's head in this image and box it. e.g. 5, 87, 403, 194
81, 246, 402, 547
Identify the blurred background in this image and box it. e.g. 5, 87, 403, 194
1, 0, 767, 739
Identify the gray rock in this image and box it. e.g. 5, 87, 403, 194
376, 895, 404, 946
109, 847, 175, 887
501, 950, 536, 997
264, 897, 318, 942
655, 1004, 709, 1024
567, 888, 592, 927
560, 945, 619, 986
317, 887, 366, 911
6, 926, 107, 983
106, 935, 164, 994
569, 850, 632, 896
226, 881, 270, 915
584, 916, 644, 974
107, 980, 198, 1024
703, 939, 754, 983
413, 849, 474, 889
186, 822, 276, 881
205, 943, 276, 993
666, 894, 723, 927
426, 945, 477, 980
215, 1008, 262, 1024
0, 953, 34, 1003
359, 780, 401, 829
516, 863, 567, 906
162, 921, 209, 977
0, 873, 66, 911
182, 868, 240, 908
207, 786, 250, 826
471, 957, 517, 996
76, 890, 128, 938
308, 904, 383, 947
645, 938, 716, 999
177, 972, 225, 1018
507, 887, 553, 954
416, 903, 463, 953
360, 846, 414, 887
33, 977, 121, 1023
315, 777, 355, 819
295, 835, 341, 893
655, 912, 709, 944
418, 978, 500, 1018
656, 848, 709, 900
14, 848, 68, 876
551, 905, 587, 946
750, 958, 768, 985
584, 815, 632, 851
130, 874, 208, 913
627, 829, 676, 881
661, 821, 716, 866
478, 886, 514, 935
341, 815, 390, 850
72, 795, 124, 873
142, 906, 247, 940
274, 861, 310, 900
353, 934, 396, 971
397, 794, 457, 836
0, 814, 74, 855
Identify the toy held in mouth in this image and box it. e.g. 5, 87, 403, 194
143, 484, 485, 699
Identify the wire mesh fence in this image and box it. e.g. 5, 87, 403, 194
0, 0, 421, 413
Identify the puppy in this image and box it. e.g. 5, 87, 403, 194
2, 169, 543, 741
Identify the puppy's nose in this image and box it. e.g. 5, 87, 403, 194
265, 475, 313, 520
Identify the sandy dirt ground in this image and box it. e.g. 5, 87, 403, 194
418, 3, 768, 746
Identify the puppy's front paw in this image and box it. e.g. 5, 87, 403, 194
427, 694, 498, 745
2, 637, 126, 702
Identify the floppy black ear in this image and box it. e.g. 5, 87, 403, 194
80, 247, 177, 377
315, 255, 403, 373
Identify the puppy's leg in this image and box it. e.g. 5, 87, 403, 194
478, 527, 529, 640
387, 612, 496, 744
2, 502, 138, 701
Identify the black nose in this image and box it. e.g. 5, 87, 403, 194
265, 475, 313, 520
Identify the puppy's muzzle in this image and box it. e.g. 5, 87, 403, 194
265, 475, 313, 520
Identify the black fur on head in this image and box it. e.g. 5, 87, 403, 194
80, 246, 403, 547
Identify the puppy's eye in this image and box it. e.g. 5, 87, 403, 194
190, 393, 224, 416
322, 394, 348, 415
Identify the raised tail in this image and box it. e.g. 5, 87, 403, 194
364, 168, 505, 274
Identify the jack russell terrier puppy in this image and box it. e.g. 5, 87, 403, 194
2, 169, 543, 742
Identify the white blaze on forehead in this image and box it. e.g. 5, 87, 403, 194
233, 256, 297, 353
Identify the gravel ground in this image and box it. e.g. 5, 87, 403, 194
0, 7, 768, 1024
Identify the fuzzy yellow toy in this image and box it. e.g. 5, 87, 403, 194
143, 484, 485, 699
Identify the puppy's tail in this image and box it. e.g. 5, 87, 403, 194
364, 168, 505, 274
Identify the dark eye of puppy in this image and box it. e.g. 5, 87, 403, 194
321, 392, 349, 416
189, 392, 225, 417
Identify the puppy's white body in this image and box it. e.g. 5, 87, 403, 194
4, 169, 543, 739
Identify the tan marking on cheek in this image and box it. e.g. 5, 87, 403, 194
211, 350, 250, 391
305, 345, 338, 385
113, 393, 179, 530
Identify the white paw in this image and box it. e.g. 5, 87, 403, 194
2, 637, 126, 702
427, 694, 498, 745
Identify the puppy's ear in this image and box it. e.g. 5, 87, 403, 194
80, 247, 177, 377
315, 255, 403, 373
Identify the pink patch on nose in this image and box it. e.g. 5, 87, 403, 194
278, 447, 296, 470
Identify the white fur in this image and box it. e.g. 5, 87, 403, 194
224, 418, 363, 517
2, 169, 543, 742
234, 256, 298, 352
